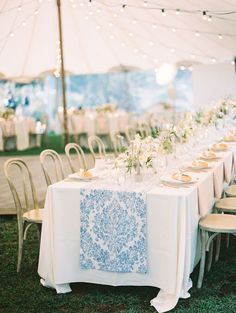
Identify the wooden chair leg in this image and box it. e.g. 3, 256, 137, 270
17, 230, 24, 273
207, 241, 213, 272
215, 234, 221, 262
226, 233, 230, 248
37, 224, 42, 239
197, 229, 207, 289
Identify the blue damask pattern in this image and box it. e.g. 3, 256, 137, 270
80, 189, 148, 273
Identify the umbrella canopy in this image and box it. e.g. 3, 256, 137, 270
0, 0, 235, 80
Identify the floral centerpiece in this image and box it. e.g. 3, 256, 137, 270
0, 108, 14, 119
96, 103, 117, 113
118, 135, 156, 176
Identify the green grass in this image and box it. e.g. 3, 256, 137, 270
0, 134, 113, 156
0, 219, 236, 313
0, 135, 65, 156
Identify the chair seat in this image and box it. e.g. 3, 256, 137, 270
225, 185, 236, 197
215, 198, 236, 213
23, 209, 43, 223
199, 214, 236, 233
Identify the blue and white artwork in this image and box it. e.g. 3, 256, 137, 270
0, 68, 193, 123
66, 69, 193, 113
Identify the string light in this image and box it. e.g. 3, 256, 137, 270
143, 1, 148, 7
96, 25, 101, 29
133, 48, 139, 53
128, 32, 134, 37
54, 40, 61, 78
212, 58, 216, 63
161, 9, 166, 16
172, 28, 176, 33
232, 60, 235, 65
80, 2, 84, 6
218, 34, 223, 39
170, 48, 175, 53
208, 15, 212, 22
109, 34, 114, 40
202, 11, 207, 20
108, 22, 113, 27
34, 10, 39, 15
195, 31, 200, 37
132, 19, 137, 24
175, 9, 180, 15
9, 32, 14, 38
180, 65, 186, 70
113, 13, 118, 17
149, 41, 154, 46
121, 42, 125, 47
152, 24, 157, 29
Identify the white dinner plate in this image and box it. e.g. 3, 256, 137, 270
68, 170, 98, 181
161, 175, 196, 186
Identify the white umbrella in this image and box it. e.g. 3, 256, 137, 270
0, 0, 235, 139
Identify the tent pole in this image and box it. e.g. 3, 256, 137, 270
56, 0, 69, 145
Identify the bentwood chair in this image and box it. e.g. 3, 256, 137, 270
110, 133, 125, 157
65, 143, 88, 173
4, 158, 43, 272
212, 197, 236, 258
88, 135, 107, 162
40, 149, 65, 186
197, 213, 236, 288
225, 184, 236, 197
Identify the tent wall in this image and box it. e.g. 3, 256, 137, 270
192, 63, 236, 107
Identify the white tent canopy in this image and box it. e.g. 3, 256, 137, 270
0, 0, 235, 80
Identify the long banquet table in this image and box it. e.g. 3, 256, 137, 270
38, 138, 236, 312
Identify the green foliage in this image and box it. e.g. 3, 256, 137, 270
0, 220, 236, 313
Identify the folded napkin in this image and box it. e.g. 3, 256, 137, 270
172, 172, 192, 183
212, 143, 228, 151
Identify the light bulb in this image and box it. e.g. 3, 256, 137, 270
161, 9, 166, 16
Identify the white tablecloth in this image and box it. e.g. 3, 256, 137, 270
38, 142, 236, 312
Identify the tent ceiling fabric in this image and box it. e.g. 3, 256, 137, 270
0, 0, 235, 80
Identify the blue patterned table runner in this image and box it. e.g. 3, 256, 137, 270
80, 188, 148, 273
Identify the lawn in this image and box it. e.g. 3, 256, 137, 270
0, 219, 235, 313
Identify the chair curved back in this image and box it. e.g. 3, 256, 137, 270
65, 143, 87, 173
4, 158, 39, 223
110, 133, 125, 156
40, 149, 65, 186
88, 135, 106, 160
138, 123, 151, 138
